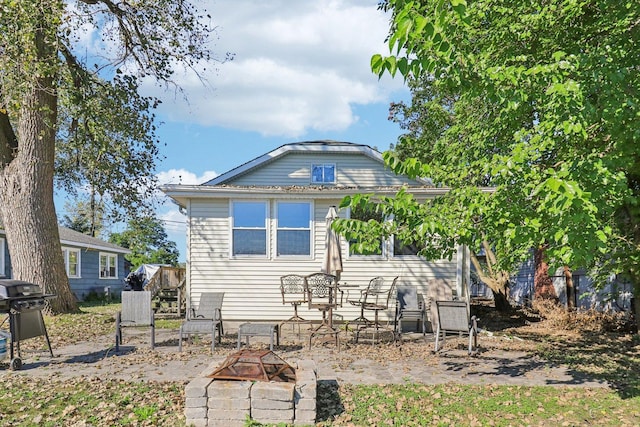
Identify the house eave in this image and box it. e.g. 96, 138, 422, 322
60, 240, 131, 254
160, 184, 463, 207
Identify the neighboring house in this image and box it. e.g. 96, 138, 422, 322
161, 140, 472, 324
471, 252, 634, 312
0, 226, 130, 301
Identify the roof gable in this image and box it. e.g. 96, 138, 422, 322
204, 140, 387, 186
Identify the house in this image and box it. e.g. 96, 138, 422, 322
0, 226, 130, 301
160, 140, 471, 324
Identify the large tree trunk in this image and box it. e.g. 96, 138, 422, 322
490, 271, 511, 312
469, 246, 512, 312
564, 266, 575, 309
534, 246, 557, 301
0, 12, 77, 314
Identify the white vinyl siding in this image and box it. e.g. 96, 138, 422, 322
62, 247, 81, 278
186, 198, 457, 323
175, 144, 458, 323
228, 153, 419, 187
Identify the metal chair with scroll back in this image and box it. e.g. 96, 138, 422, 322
279, 274, 309, 335
355, 277, 398, 345
305, 272, 340, 350
345, 276, 385, 332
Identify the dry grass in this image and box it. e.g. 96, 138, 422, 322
1, 300, 639, 426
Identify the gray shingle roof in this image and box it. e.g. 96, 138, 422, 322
58, 226, 130, 253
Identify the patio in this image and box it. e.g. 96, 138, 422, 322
1, 319, 608, 389
3, 301, 633, 425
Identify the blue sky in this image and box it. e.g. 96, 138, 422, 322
57, 1, 410, 262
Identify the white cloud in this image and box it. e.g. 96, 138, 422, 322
156, 168, 218, 237
156, 169, 219, 186
159, 209, 187, 234
145, 0, 406, 137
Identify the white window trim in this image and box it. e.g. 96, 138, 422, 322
391, 235, 422, 258
0, 237, 5, 277
345, 207, 387, 260
229, 200, 269, 259
62, 246, 82, 278
99, 252, 118, 279
275, 200, 313, 259
310, 163, 336, 184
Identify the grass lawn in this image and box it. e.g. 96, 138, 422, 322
1, 300, 639, 426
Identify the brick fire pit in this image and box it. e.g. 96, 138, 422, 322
184, 351, 317, 427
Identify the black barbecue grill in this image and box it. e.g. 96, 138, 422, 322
0, 279, 56, 370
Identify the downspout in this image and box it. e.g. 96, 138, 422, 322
456, 244, 470, 300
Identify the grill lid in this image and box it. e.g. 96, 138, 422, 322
208, 349, 296, 382
0, 280, 45, 299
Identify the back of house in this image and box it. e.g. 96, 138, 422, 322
161, 140, 467, 327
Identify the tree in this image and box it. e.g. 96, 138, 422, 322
386, 75, 514, 310
365, 0, 639, 314
0, 1, 219, 313
109, 216, 180, 268
60, 197, 106, 237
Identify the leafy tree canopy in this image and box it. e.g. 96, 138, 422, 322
0, 0, 225, 313
59, 197, 106, 237
109, 215, 179, 269
364, 0, 639, 284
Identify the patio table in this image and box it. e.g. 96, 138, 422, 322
237, 322, 280, 351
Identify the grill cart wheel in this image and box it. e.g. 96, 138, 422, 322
10, 357, 22, 371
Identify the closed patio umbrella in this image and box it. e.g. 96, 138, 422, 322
322, 206, 343, 280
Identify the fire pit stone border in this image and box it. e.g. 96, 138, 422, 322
185, 358, 317, 427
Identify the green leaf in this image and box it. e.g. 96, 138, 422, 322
397, 57, 409, 78
385, 56, 398, 77
371, 54, 384, 75
595, 230, 608, 243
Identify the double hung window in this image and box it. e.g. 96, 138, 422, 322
393, 237, 421, 257
276, 202, 311, 256
99, 253, 117, 278
62, 247, 81, 278
348, 204, 384, 256
232, 201, 267, 256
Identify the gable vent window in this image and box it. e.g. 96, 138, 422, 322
311, 164, 336, 184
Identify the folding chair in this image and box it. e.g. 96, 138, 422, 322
395, 284, 427, 337
115, 291, 155, 352
434, 300, 479, 354
179, 292, 224, 351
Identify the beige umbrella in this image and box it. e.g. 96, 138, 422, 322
322, 206, 343, 280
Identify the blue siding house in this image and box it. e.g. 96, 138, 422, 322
0, 226, 130, 301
